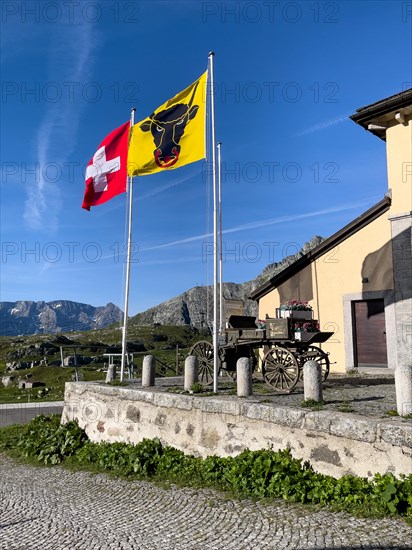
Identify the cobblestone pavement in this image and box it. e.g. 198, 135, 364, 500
1, 455, 411, 550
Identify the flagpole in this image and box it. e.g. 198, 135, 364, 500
217, 141, 223, 333
208, 51, 219, 393
120, 107, 136, 382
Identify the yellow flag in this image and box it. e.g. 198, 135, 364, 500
128, 71, 207, 176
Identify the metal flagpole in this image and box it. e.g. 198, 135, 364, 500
120, 107, 136, 382
208, 51, 219, 393
217, 141, 223, 333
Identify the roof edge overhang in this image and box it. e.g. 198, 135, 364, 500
350, 88, 412, 141
249, 195, 392, 302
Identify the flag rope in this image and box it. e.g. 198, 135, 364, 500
217, 142, 223, 333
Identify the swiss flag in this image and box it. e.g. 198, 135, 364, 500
82, 121, 130, 210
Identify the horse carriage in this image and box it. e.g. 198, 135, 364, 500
188, 311, 333, 394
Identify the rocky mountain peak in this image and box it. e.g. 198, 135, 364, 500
0, 300, 123, 336
131, 236, 324, 329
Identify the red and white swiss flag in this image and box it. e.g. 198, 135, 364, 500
82, 121, 130, 211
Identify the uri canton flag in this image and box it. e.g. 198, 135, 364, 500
127, 71, 207, 176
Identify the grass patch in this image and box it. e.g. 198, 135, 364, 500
337, 400, 355, 413
385, 409, 412, 419
165, 386, 184, 394
0, 424, 23, 453
346, 369, 360, 376
1, 414, 412, 520
301, 399, 325, 410
165, 385, 217, 398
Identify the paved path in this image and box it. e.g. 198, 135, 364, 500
1, 454, 411, 550
0, 402, 64, 427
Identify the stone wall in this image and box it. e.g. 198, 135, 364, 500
62, 382, 412, 479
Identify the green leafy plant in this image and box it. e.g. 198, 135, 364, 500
2, 414, 412, 518
16, 414, 88, 465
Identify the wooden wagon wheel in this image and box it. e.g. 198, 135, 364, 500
189, 341, 216, 385
305, 345, 330, 380
262, 346, 299, 393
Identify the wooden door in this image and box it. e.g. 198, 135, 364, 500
353, 299, 388, 367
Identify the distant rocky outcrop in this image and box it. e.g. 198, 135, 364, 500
0, 300, 123, 336
131, 236, 324, 329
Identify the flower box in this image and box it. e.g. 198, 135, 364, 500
277, 309, 313, 320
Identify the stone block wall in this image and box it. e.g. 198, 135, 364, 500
62, 382, 412, 479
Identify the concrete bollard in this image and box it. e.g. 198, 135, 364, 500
142, 355, 156, 387
105, 364, 116, 383
395, 364, 412, 416
184, 355, 199, 391
236, 357, 253, 397
303, 360, 323, 402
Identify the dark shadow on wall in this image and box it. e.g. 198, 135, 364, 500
277, 266, 313, 309
361, 225, 412, 308
265, 227, 411, 328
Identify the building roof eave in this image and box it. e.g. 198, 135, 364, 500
350, 88, 412, 141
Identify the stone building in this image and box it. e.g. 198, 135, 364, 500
250, 88, 412, 373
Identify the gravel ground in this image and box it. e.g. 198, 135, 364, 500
1, 454, 411, 550
127, 372, 403, 419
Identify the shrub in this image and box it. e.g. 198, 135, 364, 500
3, 415, 411, 518
17, 414, 87, 465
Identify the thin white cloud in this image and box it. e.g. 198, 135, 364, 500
89, 165, 204, 219
293, 113, 350, 137
137, 166, 203, 200
24, 23, 99, 231
139, 196, 381, 252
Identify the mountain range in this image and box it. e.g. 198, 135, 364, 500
1, 236, 323, 336
130, 236, 323, 329
0, 300, 123, 336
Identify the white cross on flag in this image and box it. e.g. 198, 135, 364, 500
82, 121, 130, 210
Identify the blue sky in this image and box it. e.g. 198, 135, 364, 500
1, 1, 411, 317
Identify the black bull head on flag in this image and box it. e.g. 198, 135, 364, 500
140, 81, 200, 168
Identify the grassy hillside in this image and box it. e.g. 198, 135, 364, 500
0, 324, 207, 404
